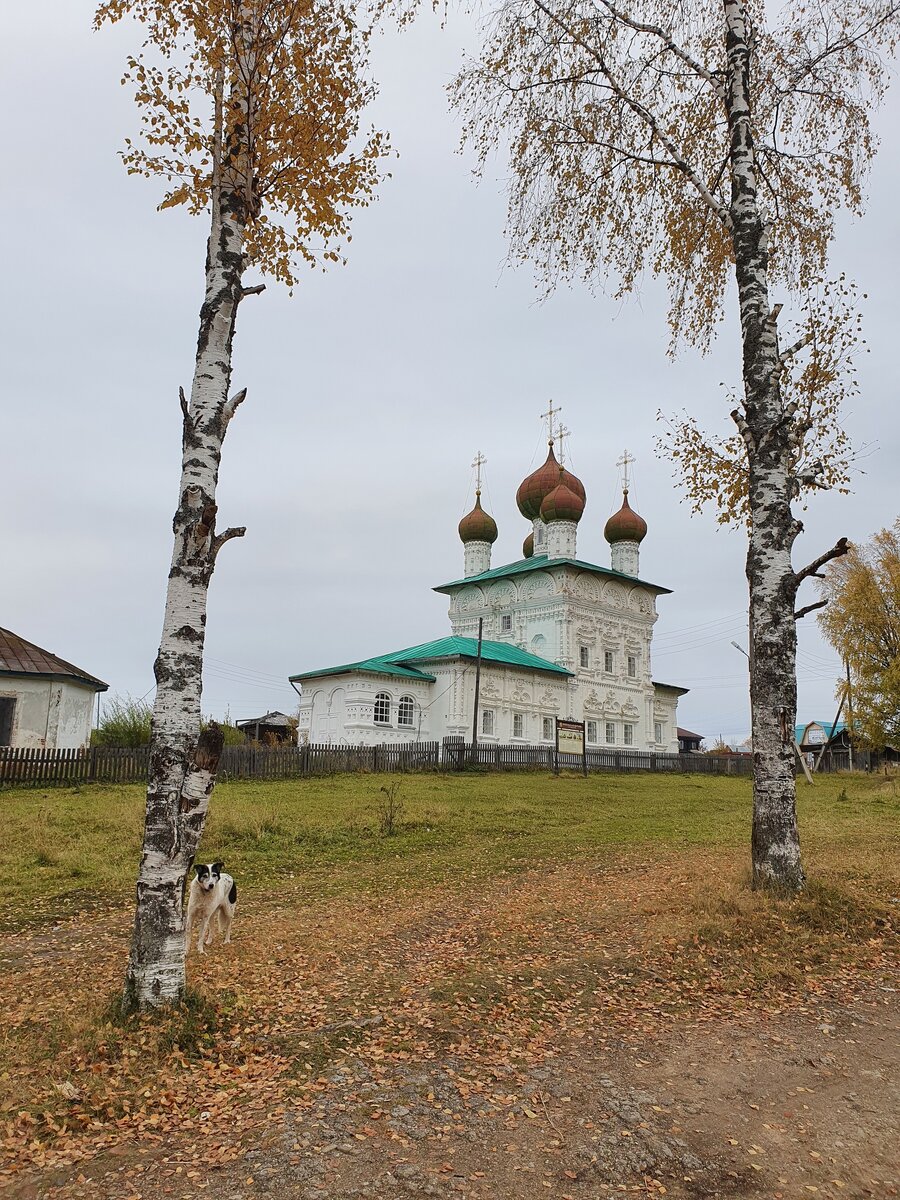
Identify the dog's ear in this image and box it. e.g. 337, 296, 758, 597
195, 864, 209, 878
211, 861, 224, 875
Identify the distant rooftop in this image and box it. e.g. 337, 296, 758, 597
433, 554, 671, 596
796, 720, 848, 744
290, 635, 574, 684
236, 711, 293, 729
0, 627, 107, 692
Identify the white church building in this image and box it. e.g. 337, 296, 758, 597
292, 439, 687, 752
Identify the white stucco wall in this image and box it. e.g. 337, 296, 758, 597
298, 676, 436, 745
295, 561, 683, 752
0, 677, 97, 749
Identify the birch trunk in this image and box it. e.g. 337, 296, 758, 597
123, 192, 249, 1013
723, 0, 804, 891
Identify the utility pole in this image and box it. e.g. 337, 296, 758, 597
845, 658, 854, 771
814, 686, 846, 774
471, 617, 483, 763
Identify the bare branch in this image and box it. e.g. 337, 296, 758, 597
795, 599, 828, 620
179, 386, 192, 428
240, 283, 266, 297
211, 526, 247, 560
779, 331, 814, 365
730, 407, 756, 452
594, 0, 725, 98
222, 387, 248, 426
531, 0, 734, 229
778, 6, 900, 97
795, 537, 850, 585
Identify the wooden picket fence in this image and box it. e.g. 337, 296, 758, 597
0, 745, 151, 787
0, 739, 758, 789
443, 742, 754, 775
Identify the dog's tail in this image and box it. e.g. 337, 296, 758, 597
229, 880, 237, 904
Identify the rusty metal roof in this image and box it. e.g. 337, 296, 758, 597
0, 627, 108, 691
235, 711, 293, 728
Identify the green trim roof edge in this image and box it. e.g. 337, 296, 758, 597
432, 554, 672, 595
290, 635, 573, 684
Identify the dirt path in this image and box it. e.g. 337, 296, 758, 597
2, 855, 897, 1200
197, 999, 900, 1200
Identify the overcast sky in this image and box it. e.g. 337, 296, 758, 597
3, 4, 898, 743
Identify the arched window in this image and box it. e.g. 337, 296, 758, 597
374, 692, 391, 724
398, 695, 415, 727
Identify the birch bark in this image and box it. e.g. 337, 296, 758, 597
723, 0, 804, 890
124, 14, 257, 1009
123, 198, 247, 1009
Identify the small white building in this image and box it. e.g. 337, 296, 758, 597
292, 441, 687, 751
0, 627, 108, 750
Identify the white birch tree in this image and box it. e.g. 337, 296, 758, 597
96, 0, 387, 1009
452, 0, 899, 890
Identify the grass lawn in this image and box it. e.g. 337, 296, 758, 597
5, 768, 899, 927
2, 770, 898, 1193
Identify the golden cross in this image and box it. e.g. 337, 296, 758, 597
557, 424, 570, 465
472, 450, 486, 494
616, 449, 635, 490
540, 400, 561, 444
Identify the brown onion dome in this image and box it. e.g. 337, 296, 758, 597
523, 532, 534, 558
516, 446, 588, 520
517, 445, 561, 519
560, 464, 586, 505
458, 492, 498, 544
541, 476, 585, 523
604, 490, 647, 543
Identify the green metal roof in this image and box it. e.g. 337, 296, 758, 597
289, 635, 573, 684
433, 554, 671, 595
289, 658, 437, 683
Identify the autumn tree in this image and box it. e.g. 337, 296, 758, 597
96, 0, 386, 1010
452, 0, 899, 890
818, 521, 900, 749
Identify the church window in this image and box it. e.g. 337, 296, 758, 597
623, 723, 634, 746
627, 654, 637, 678
605, 722, 615, 745
398, 696, 415, 727
586, 720, 597, 744
501, 614, 513, 633
482, 709, 495, 736
604, 650, 614, 673
579, 645, 590, 669
513, 712, 524, 739
655, 721, 663, 744
542, 717, 553, 741
374, 692, 391, 724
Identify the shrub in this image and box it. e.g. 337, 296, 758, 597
376, 781, 405, 837
93, 695, 152, 746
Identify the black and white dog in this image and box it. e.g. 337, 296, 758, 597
185, 861, 238, 954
